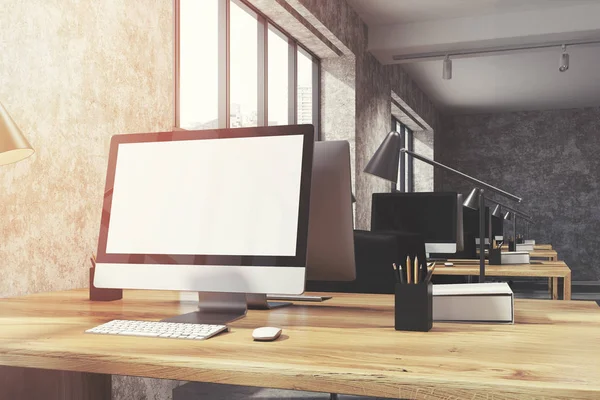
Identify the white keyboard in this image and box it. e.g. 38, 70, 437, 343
85, 320, 228, 340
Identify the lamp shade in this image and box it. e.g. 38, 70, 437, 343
463, 188, 480, 210
0, 101, 34, 166
363, 130, 401, 182
491, 204, 502, 218
504, 211, 513, 220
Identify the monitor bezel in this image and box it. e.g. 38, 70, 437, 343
96, 124, 314, 268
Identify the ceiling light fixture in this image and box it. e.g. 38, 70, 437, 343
559, 44, 569, 72
442, 55, 452, 80
391, 39, 600, 63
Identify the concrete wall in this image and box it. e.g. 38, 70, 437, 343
437, 107, 600, 281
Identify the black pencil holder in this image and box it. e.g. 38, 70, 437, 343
489, 248, 502, 265
394, 282, 432, 332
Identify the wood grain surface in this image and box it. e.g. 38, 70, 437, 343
438, 260, 572, 300
439, 260, 570, 277
529, 250, 558, 260
0, 289, 598, 399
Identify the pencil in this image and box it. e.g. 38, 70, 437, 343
413, 256, 419, 284
406, 255, 412, 284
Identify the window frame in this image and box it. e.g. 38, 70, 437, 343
391, 117, 414, 193
174, 0, 321, 139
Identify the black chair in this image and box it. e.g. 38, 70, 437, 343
306, 230, 426, 294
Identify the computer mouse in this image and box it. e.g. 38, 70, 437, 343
252, 327, 282, 342
444, 262, 454, 267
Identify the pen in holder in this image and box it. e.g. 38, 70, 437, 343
394, 282, 432, 332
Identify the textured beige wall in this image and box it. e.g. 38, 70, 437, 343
0, 0, 173, 297
2, 1, 175, 398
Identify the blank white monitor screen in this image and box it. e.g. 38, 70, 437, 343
106, 135, 304, 257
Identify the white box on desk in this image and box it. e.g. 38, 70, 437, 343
433, 283, 514, 323
516, 243, 534, 251
501, 251, 530, 264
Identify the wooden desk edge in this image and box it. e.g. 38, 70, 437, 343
0, 351, 595, 400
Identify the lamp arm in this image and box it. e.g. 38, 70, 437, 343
401, 148, 522, 203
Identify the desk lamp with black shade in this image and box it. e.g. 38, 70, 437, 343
464, 189, 534, 254
488, 200, 534, 248
364, 130, 522, 283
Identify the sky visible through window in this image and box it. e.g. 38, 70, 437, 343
268, 26, 289, 126
179, 0, 315, 130
230, 0, 258, 127
179, 0, 219, 129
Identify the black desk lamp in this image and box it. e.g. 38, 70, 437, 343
489, 199, 533, 242
364, 131, 522, 283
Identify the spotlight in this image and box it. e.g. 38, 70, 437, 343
559, 45, 569, 72
442, 55, 452, 80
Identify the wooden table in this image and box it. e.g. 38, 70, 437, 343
498, 247, 558, 260
483, 247, 560, 297
1, 289, 598, 400
530, 249, 558, 261
441, 260, 571, 300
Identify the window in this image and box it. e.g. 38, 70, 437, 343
178, 0, 219, 130
297, 48, 315, 125
392, 117, 413, 192
267, 26, 289, 126
175, 0, 320, 137
230, 1, 258, 127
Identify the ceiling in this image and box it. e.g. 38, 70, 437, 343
347, 0, 600, 114
347, 0, 598, 25
402, 47, 600, 114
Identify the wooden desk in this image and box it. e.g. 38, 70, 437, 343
530, 249, 558, 261
498, 246, 558, 260
1, 289, 598, 399
441, 260, 571, 300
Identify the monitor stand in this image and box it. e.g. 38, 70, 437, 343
161, 293, 291, 325
246, 294, 292, 310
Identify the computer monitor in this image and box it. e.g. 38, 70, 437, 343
305, 140, 355, 281
371, 192, 464, 254
466, 207, 504, 253
492, 214, 503, 240
93, 125, 314, 323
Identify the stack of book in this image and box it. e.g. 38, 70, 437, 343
433, 282, 514, 323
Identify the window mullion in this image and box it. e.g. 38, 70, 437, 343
257, 15, 267, 126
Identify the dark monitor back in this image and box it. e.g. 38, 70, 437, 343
456, 207, 504, 259
463, 207, 504, 238
492, 215, 503, 238
371, 192, 464, 251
